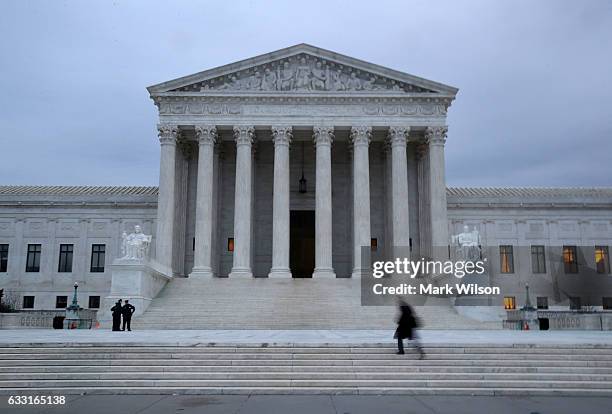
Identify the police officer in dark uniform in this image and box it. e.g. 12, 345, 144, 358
110, 299, 122, 331
121, 299, 136, 331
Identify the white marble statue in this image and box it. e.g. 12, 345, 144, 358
120, 225, 152, 260
451, 225, 482, 262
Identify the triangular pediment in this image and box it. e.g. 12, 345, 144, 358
148, 44, 458, 96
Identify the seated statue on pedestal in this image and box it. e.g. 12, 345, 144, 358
451, 225, 482, 262
120, 225, 152, 260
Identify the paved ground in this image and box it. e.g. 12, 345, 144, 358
2, 329, 612, 346
1, 394, 612, 414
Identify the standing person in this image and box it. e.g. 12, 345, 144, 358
394, 300, 424, 358
110, 299, 122, 331
121, 300, 136, 331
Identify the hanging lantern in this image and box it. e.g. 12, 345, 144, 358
299, 173, 307, 194
299, 141, 307, 193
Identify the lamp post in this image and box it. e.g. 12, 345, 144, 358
522, 283, 535, 311
68, 282, 80, 310
64, 282, 83, 329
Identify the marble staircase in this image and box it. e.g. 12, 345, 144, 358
2, 343, 612, 396
132, 277, 497, 330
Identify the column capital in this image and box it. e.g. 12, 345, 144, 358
425, 126, 448, 146
233, 126, 255, 146
350, 126, 372, 147
195, 125, 217, 146
387, 126, 409, 146
271, 126, 293, 147
313, 126, 334, 146
157, 123, 179, 145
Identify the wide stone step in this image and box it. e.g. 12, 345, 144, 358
2, 359, 610, 368
3, 386, 612, 397
3, 372, 612, 381
4, 365, 612, 374
2, 352, 611, 361
3, 379, 612, 390
3, 346, 611, 355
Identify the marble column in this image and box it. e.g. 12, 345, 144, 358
388, 127, 411, 254
190, 125, 217, 278
416, 142, 431, 259
350, 126, 372, 278
155, 123, 179, 275
229, 126, 255, 278
268, 126, 293, 278
425, 126, 449, 257
312, 126, 336, 278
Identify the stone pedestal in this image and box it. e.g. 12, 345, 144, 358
100, 259, 172, 325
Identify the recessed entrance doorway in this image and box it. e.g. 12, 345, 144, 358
290, 210, 315, 278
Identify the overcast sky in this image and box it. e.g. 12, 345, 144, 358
1, 0, 611, 187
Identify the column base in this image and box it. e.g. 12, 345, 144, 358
268, 268, 292, 278
189, 267, 215, 278
229, 268, 253, 278
312, 268, 336, 278
351, 268, 371, 279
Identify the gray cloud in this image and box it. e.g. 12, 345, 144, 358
1, 0, 610, 187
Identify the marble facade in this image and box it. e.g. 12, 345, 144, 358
1, 45, 611, 316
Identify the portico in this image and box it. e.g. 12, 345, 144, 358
147, 44, 457, 279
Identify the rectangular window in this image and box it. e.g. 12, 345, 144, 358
22, 296, 34, 309
55, 296, 68, 309
88, 296, 100, 309
603, 297, 612, 310
595, 246, 610, 274
499, 245, 514, 274
537, 296, 549, 310
0, 244, 8, 272
563, 246, 579, 274
503, 296, 516, 310
371, 238, 378, 251
569, 296, 581, 310
58, 244, 74, 273
227, 238, 234, 252
531, 245, 546, 274
25, 244, 41, 272
90, 244, 106, 273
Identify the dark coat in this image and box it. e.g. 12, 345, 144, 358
111, 303, 122, 317
394, 305, 419, 340
122, 303, 135, 319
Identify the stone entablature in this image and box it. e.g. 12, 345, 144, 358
151, 95, 451, 125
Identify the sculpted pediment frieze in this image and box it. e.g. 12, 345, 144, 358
169, 53, 437, 94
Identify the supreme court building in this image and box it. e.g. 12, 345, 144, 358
1, 44, 611, 327
149, 43, 453, 281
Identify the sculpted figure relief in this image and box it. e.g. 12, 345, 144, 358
451, 225, 482, 262
120, 225, 152, 261
261, 68, 277, 90
279, 61, 295, 91
311, 61, 327, 90
295, 57, 312, 90
191, 55, 424, 93
346, 72, 362, 90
